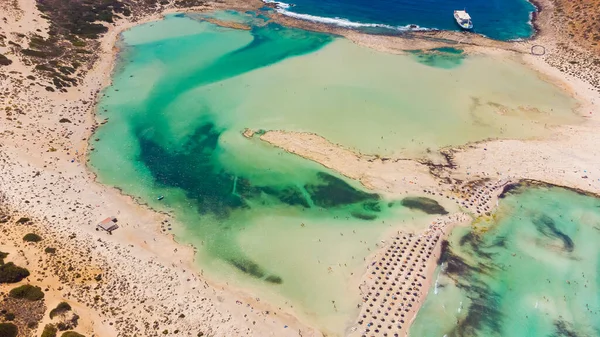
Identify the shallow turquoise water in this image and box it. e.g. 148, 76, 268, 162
92, 12, 447, 333
91, 11, 581, 334
410, 185, 600, 336
408, 47, 465, 69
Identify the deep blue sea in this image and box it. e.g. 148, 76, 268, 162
265, 0, 536, 40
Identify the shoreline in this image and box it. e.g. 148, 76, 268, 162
262, 0, 542, 41
0, 0, 599, 335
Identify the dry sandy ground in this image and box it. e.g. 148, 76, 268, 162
0, 0, 599, 336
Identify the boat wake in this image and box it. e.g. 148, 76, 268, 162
262, 0, 435, 32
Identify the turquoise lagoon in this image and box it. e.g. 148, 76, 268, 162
410, 185, 600, 337
91, 11, 582, 334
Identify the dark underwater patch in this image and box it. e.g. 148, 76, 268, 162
532, 214, 575, 252
228, 258, 266, 279
139, 120, 382, 217
432, 47, 464, 54
351, 212, 377, 221
137, 122, 248, 218
304, 172, 380, 208
400, 197, 448, 215
498, 182, 523, 199
259, 186, 310, 208
490, 235, 507, 248
362, 200, 382, 213
407, 48, 465, 69
499, 180, 600, 200
444, 251, 472, 277
551, 320, 580, 337
451, 293, 504, 337
439, 240, 506, 337
265, 275, 283, 284
437, 240, 451, 265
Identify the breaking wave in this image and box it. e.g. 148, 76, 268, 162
262, 0, 435, 32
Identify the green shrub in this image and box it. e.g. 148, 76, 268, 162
21, 49, 49, 58
0, 53, 12, 66
15, 217, 30, 224
4, 312, 15, 321
41, 324, 58, 337
23, 233, 42, 242
9, 284, 44, 301
61, 332, 85, 337
0, 323, 18, 337
0, 263, 30, 283
49, 302, 72, 319
45, 247, 57, 254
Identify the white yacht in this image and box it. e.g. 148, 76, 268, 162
454, 10, 473, 30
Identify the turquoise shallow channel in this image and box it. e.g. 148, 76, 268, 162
410, 185, 600, 337
90, 10, 584, 335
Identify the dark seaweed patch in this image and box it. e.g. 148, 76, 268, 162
362, 201, 381, 213
490, 235, 507, 248
550, 321, 580, 337
498, 183, 523, 199
451, 290, 504, 336
437, 240, 451, 265
400, 197, 448, 215
228, 258, 266, 279
432, 47, 464, 54
444, 251, 472, 277
437, 234, 510, 337
259, 186, 310, 208
532, 214, 574, 252
304, 172, 380, 208
351, 212, 377, 221
459, 232, 496, 261
407, 48, 465, 69
138, 122, 247, 218
265, 275, 283, 284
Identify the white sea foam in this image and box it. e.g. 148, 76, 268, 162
263, 0, 291, 9
262, 0, 434, 32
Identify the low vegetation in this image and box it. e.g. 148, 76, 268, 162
0, 0, 208, 89
23, 233, 43, 242
9, 284, 45, 301
61, 331, 85, 337
56, 313, 80, 332
15, 217, 30, 224
0, 251, 7, 264
0, 323, 18, 337
41, 324, 58, 337
0, 262, 30, 283
49, 302, 72, 319
3, 312, 15, 321
0, 53, 11, 66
